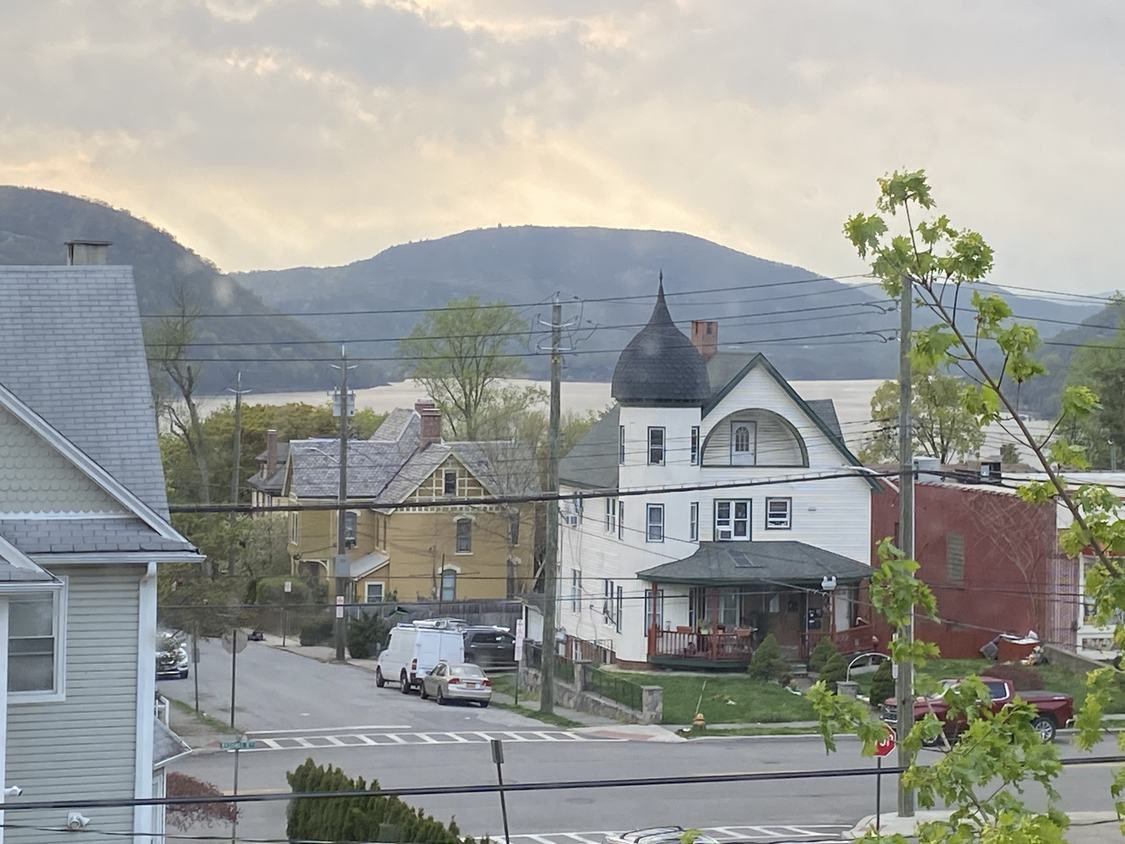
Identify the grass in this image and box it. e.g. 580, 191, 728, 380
852, 658, 1125, 714
615, 672, 816, 725
487, 673, 586, 729
167, 696, 239, 734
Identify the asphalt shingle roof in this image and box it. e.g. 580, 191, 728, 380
153, 718, 192, 767
0, 518, 195, 555
559, 405, 620, 490
637, 541, 870, 585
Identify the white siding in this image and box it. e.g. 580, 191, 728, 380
6, 564, 142, 843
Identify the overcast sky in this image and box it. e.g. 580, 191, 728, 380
1, 0, 1122, 293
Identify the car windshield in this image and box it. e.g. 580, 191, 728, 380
451, 665, 485, 678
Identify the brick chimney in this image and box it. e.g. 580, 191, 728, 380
65, 240, 112, 265
415, 400, 442, 448
266, 429, 278, 477
691, 319, 718, 361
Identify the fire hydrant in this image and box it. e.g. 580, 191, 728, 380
692, 712, 707, 730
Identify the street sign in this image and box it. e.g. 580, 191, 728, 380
220, 741, 256, 750
514, 619, 525, 662
221, 629, 248, 655
336, 595, 345, 619
874, 725, 896, 757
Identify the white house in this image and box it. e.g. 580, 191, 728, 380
0, 242, 200, 843
556, 283, 876, 667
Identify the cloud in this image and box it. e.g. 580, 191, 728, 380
0, 0, 1122, 294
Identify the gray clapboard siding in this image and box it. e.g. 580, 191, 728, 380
6, 563, 142, 843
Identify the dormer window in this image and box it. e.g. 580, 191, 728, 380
731, 422, 756, 465
443, 469, 458, 496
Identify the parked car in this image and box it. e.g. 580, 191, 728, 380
463, 626, 516, 667
605, 828, 719, 844
420, 661, 492, 707
156, 630, 190, 680
882, 676, 1074, 743
375, 622, 465, 693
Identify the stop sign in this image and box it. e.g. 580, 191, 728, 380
874, 725, 896, 757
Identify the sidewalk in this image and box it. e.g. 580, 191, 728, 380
850, 810, 1122, 842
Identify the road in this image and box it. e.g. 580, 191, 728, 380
159, 641, 1124, 842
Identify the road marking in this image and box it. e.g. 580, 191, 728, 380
236, 730, 625, 752
245, 725, 411, 736
499, 826, 851, 844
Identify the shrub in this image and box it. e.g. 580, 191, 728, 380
348, 612, 391, 659
808, 637, 839, 675
254, 575, 315, 605
299, 619, 334, 647
869, 658, 895, 707
166, 772, 238, 829
984, 662, 1044, 691
819, 652, 847, 693
748, 634, 789, 682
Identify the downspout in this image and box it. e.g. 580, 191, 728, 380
0, 598, 9, 844
134, 562, 158, 844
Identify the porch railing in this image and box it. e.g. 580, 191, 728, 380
649, 628, 753, 662
801, 623, 874, 659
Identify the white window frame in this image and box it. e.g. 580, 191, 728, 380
715, 499, 751, 541
440, 567, 458, 601
602, 579, 616, 626
455, 516, 473, 554
644, 589, 665, 631
619, 425, 626, 464
765, 497, 792, 530
289, 512, 300, 543
618, 500, 625, 540
8, 580, 68, 703
365, 582, 385, 603
604, 497, 617, 534
647, 427, 666, 466
344, 510, 358, 547
646, 503, 664, 543
731, 421, 757, 465
571, 569, 582, 611
690, 426, 700, 465
689, 501, 699, 542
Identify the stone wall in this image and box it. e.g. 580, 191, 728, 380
1044, 644, 1109, 674
519, 661, 663, 725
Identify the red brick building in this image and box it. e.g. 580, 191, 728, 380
870, 479, 1058, 659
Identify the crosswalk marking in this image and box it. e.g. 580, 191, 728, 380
233, 730, 624, 752
498, 825, 851, 844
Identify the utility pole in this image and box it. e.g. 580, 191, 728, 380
540, 296, 563, 715
332, 347, 355, 662
896, 276, 915, 818
227, 372, 249, 575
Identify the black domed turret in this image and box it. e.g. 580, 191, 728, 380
611, 278, 710, 406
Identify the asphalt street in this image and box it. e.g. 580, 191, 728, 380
158, 641, 1125, 842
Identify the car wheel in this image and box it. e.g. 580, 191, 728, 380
375, 667, 385, 688
400, 671, 411, 694
479, 701, 489, 708
1031, 715, 1057, 743
420, 683, 429, 700
437, 689, 447, 706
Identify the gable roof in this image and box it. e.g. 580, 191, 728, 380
0, 381, 194, 550
559, 404, 620, 490
249, 442, 290, 496
0, 265, 171, 516
0, 534, 55, 586
371, 408, 420, 442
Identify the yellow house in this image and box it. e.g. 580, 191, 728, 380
282, 402, 538, 603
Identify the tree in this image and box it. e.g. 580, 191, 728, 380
1064, 308, 1125, 469
999, 442, 1019, 464
809, 168, 1125, 843
398, 296, 530, 439
747, 633, 789, 682
859, 366, 985, 464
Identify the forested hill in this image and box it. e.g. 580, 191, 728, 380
0, 186, 383, 394
235, 225, 1104, 384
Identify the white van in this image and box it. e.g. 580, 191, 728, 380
375, 623, 465, 693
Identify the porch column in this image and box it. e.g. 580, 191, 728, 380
648, 582, 659, 657
708, 589, 719, 661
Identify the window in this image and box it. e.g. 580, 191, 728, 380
648, 427, 665, 465
440, 568, 457, 601
289, 512, 300, 543
689, 502, 699, 542
603, 579, 616, 625
644, 589, 665, 630
365, 582, 384, 603
604, 497, 618, 533
571, 569, 582, 611
619, 425, 626, 464
344, 511, 358, 546
455, 518, 472, 553
616, 586, 624, 633
646, 504, 664, 542
947, 532, 965, 583
508, 511, 521, 545
731, 422, 757, 465
765, 498, 792, 530
715, 500, 750, 540
443, 469, 458, 496
690, 426, 700, 465
8, 587, 65, 698
618, 500, 625, 540
718, 587, 739, 627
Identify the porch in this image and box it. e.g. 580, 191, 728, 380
638, 540, 873, 668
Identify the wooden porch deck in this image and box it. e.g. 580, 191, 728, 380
647, 622, 875, 669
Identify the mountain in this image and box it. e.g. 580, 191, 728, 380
235, 226, 1105, 383
0, 186, 383, 394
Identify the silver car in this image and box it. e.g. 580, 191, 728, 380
420, 661, 492, 707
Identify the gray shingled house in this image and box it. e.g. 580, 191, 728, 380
0, 242, 200, 843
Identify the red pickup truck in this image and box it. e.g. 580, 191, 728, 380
881, 677, 1074, 743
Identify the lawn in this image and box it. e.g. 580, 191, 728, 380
853, 658, 1125, 714
616, 672, 816, 725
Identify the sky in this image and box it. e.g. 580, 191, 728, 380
1, 0, 1123, 294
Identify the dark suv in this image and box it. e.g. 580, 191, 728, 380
463, 627, 516, 667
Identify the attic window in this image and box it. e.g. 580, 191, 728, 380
443, 470, 458, 496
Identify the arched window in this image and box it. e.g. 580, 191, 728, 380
733, 426, 751, 452
441, 568, 457, 602
731, 422, 756, 465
